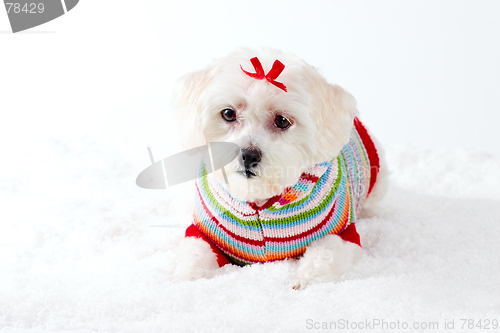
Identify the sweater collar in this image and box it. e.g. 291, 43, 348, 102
245, 160, 334, 211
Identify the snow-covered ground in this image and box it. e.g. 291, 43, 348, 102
2, 1, 500, 332
1, 134, 499, 333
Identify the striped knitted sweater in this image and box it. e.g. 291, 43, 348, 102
187, 118, 379, 266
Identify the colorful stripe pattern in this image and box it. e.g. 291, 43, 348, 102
192, 120, 375, 265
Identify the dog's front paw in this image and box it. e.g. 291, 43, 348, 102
172, 237, 219, 280
293, 234, 365, 289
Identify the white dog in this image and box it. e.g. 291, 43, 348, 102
171, 48, 387, 288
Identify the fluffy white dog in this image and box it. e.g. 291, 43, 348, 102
171, 48, 387, 288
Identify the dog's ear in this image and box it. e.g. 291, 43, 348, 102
172, 68, 216, 149
310, 79, 358, 162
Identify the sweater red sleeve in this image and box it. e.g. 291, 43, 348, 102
339, 223, 361, 247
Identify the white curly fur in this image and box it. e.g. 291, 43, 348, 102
171, 47, 387, 285
293, 235, 367, 289
172, 237, 219, 280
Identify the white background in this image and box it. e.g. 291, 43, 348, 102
1, 2, 500, 332
1, 0, 499, 157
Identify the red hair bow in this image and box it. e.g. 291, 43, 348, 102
240, 57, 287, 92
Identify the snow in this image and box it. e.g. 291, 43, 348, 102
1, 134, 499, 333
2, 1, 500, 331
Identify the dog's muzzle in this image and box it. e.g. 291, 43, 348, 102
239, 148, 261, 178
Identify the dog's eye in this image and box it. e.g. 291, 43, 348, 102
274, 115, 292, 130
221, 108, 237, 122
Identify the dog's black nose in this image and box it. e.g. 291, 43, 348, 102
241, 148, 262, 170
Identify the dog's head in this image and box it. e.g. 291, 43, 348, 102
172, 48, 357, 202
